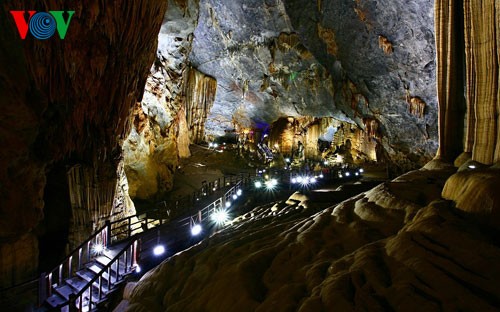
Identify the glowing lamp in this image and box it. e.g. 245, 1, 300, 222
191, 224, 202, 236
211, 209, 229, 225
92, 243, 104, 255
153, 245, 165, 256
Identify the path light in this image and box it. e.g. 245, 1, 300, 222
359, 168, 364, 173
232, 194, 238, 200
225, 201, 231, 208
345, 172, 351, 177
92, 243, 104, 255
191, 224, 202, 236
265, 178, 278, 190
211, 209, 229, 225
236, 189, 242, 196
255, 181, 262, 188
153, 245, 165, 256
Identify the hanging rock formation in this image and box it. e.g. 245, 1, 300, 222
284, 0, 438, 170
184, 67, 217, 144
123, 0, 201, 201
189, 0, 341, 136
0, 0, 167, 287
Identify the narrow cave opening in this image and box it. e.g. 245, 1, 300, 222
38, 163, 71, 273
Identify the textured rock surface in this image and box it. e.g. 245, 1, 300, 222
284, 0, 438, 169
442, 165, 500, 226
123, 0, 215, 200
0, 0, 167, 285
189, 0, 343, 136
118, 166, 500, 312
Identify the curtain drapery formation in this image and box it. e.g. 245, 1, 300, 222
436, 0, 500, 164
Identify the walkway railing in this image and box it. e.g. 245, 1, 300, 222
1, 173, 254, 310
70, 239, 139, 311
43, 224, 109, 301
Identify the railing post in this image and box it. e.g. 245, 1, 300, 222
68, 256, 72, 277
68, 293, 77, 312
128, 217, 132, 238
78, 248, 82, 270
105, 220, 111, 246
38, 273, 47, 307
58, 264, 63, 285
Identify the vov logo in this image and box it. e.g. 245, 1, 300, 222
10, 11, 75, 40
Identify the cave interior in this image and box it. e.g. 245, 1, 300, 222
1, 0, 500, 311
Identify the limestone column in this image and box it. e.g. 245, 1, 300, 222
467, 0, 499, 163
434, 0, 466, 161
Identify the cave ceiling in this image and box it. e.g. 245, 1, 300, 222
188, 0, 344, 135
179, 0, 438, 165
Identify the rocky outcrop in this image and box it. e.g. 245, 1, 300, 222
0, 0, 167, 286
117, 165, 500, 312
123, 0, 211, 201
189, 0, 341, 136
284, 0, 438, 169
268, 117, 377, 163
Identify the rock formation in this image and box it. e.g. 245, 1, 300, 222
115, 1, 500, 311
284, 0, 438, 169
0, 0, 167, 286
122, 165, 500, 311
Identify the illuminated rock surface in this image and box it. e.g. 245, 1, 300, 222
120, 165, 500, 311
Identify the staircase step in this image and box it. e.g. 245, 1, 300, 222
87, 263, 103, 275
94, 257, 130, 277
95, 255, 112, 267
54, 284, 77, 301
82, 265, 118, 285
46, 292, 66, 308
66, 276, 88, 293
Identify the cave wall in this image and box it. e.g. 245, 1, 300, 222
283, 0, 438, 170
189, 0, 342, 137
0, 0, 167, 287
123, 0, 203, 201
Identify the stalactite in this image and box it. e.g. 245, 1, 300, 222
184, 67, 217, 144
378, 35, 394, 55
363, 117, 380, 139
67, 164, 117, 245
407, 96, 426, 118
